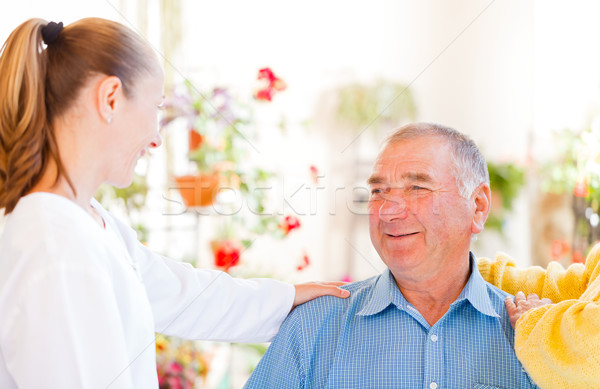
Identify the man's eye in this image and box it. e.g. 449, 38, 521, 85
409, 186, 431, 195
371, 188, 382, 194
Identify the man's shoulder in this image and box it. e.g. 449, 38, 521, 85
287, 274, 381, 323
484, 280, 512, 299
482, 280, 512, 316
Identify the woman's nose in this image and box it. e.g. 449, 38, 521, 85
150, 133, 162, 148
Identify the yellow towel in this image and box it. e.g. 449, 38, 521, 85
478, 245, 600, 389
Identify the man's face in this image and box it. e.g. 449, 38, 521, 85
367, 136, 476, 280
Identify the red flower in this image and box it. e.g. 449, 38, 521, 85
280, 215, 301, 235
574, 179, 589, 198
572, 250, 585, 264
297, 253, 310, 271
168, 362, 184, 374
258, 67, 276, 82
271, 78, 287, 91
254, 67, 286, 102
550, 239, 570, 261
309, 165, 319, 184
254, 88, 273, 102
341, 274, 352, 283
211, 240, 242, 271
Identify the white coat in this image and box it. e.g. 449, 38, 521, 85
0, 193, 294, 388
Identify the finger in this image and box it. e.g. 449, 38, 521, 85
505, 296, 517, 314
316, 281, 349, 287
293, 284, 350, 308
321, 285, 351, 298
526, 293, 540, 301
504, 297, 519, 330
514, 291, 526, 304
541, 298, 553, 305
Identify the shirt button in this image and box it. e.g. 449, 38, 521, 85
430, 334, 438, 342
430, 382, 438, 389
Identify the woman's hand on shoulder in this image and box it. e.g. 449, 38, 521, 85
505, 291, 553, 329
293, 281, 350, 308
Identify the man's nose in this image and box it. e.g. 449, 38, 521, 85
378, 196, 408, 222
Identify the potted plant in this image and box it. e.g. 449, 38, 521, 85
163, 81, 249, 208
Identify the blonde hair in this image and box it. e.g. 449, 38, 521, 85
0, 18, 158, 213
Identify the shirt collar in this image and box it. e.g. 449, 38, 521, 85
356, 268, 398, 316
453, 253, 499, 318
357, 252, 499, 318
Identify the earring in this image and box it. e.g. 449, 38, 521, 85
107, 115, 113, 124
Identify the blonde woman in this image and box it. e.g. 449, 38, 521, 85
0, 18, 348, 388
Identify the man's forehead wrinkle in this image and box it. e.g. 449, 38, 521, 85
389, 163, 435, 182
368, 168, 435, 186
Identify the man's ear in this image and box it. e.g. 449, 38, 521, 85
471, 183, 491, 234
96, 75, 122, 123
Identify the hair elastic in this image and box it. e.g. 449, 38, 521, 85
41, 21, 63, 45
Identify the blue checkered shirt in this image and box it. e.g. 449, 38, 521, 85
245, 254, 538, 388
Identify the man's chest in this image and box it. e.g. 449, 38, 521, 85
304, 312, 537, 388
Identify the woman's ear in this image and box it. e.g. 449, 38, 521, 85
96, 75, 122, 124
471, 183, 491, 234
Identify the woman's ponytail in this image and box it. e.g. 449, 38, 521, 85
0, 19, 50, 213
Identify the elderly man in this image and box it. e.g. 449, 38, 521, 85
245, 123, 539, 388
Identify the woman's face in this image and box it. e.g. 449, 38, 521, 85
105, 71, 164, 188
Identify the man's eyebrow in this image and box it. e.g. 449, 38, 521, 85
367, 176, 385, 185
367, 172, 434, 186
405, 172, 434, 183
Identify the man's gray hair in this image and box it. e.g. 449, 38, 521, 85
385, 122, 489, 199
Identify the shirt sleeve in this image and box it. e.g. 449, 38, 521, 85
477, 250, 594, 302
1, 243, 135, 388
102, 208, 295, 343
243, 309, 305, 388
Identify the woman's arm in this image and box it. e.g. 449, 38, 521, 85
483, 245, 600, 388
101, 204, 348, 342
477, 249, 597, 302
513, 294, 600, 388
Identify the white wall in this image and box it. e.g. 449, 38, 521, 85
173, 0, 538, 277
5, 0, 600, 278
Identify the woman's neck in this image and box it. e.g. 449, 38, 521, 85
29, 158, 104, 228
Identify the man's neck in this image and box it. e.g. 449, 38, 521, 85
393, 257, 472, 326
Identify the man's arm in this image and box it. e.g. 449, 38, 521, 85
476, 246, 600, 302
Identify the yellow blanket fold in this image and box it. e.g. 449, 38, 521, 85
478, 245, 600, 389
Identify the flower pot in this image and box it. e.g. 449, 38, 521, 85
175, 173, 221, 207
189, 129, 204, 152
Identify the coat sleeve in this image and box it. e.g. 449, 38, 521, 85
477, 250, 594, 302
103, 208, 295, 343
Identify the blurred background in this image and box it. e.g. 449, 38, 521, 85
4, 0, 600, 387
